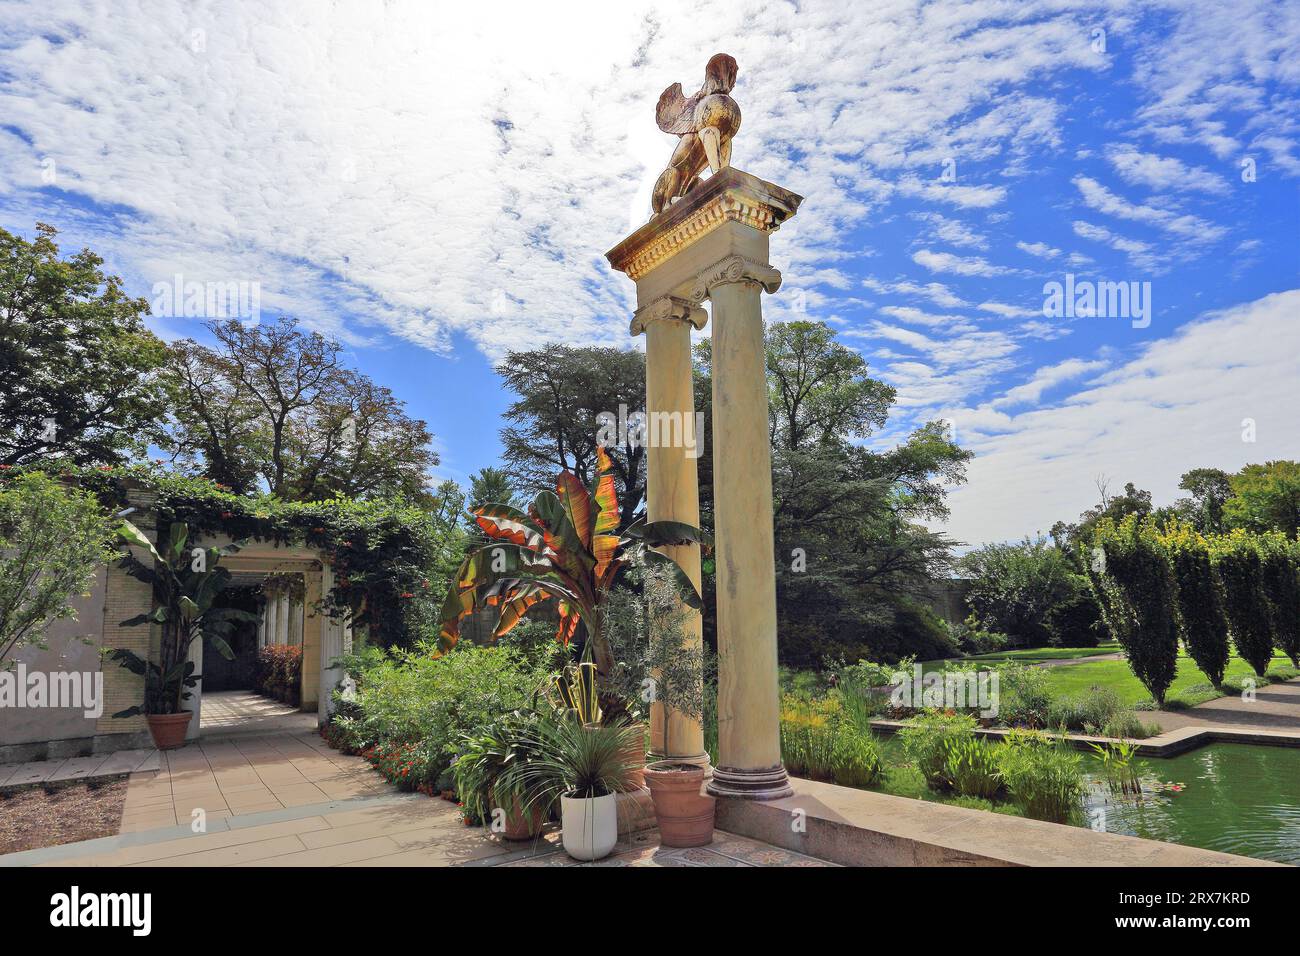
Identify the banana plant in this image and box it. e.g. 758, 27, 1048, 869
107, 521, 259, 716
438, 447, 710, 675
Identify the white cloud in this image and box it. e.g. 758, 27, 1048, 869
944, 289, 1300, 544
1104, 144, 1230, 195
1016, 240, 1061, 259
1073, 175, 1228, 243
911, 211, 988, 249
1071, 220, 1161, 272
990, 357, 1107, 409
912, 248, 1013, 277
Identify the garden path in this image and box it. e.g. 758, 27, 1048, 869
0, 730, 832, 867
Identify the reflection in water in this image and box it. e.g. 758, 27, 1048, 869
1084, 744, 1300, 864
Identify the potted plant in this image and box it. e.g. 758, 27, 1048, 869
512, 714, 641, 861
633, 566, 714, 847
107, 521, 257, 749
453, 710, 549, 841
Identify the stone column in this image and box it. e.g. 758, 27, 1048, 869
632, 295, 709, 766
692, 256, 792, 800
605, 167, 801, 801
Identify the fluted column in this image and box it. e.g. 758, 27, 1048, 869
632, 295, 709, 766
692, 255, 791, 800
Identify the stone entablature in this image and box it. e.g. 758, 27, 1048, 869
606, 167, 801, 282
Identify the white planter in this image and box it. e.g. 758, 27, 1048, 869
560, 792, 618, 861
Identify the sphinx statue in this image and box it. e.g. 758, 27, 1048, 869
650, 53, 742, 215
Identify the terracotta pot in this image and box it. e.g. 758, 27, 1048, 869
146, 712, 192, 751
493, 789, 547, 841
642, 760, 714, 848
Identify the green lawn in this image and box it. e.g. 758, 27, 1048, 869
1039, 650, 1299, 709
916, 642, 1120, 675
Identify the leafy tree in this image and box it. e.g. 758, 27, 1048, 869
1158, 522, 1231, 686
497, 345, 646, 530
1175, 467, 1233, 535
1258, 532, 1300, 667
166, 317, 439, 500
0, 471, 112, 666
1225, 461, 1300, 539
1087, 516, 1179, 705
0, 223, 168, 465
1051, 479, 1153, 555
1210, 531, 1277, 677
960, 537, 1089, 648
696, 321, 969, 665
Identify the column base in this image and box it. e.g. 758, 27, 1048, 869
706, 764, 793, 800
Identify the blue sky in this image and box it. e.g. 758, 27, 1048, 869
2, 0, 1298, 545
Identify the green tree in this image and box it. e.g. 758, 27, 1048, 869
497, 345, 646, 530
1225, 461, 1300, 539
1087, 516, 1179, 704
696, 321, 969, 666
1209, 531, 1276, 678
166, 316, 439, 500
0, 471, 112, 666
1176, 467, 1233, 535
960, 537, 1093, 648
1158, 522, 1231, 686
0, 223, 168, 465
1258, 532, 1300, 667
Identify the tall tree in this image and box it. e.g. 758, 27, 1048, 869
0, 223, 168, 465
1225, 461, 1300, 539
696, 321, 970, 665
1177, 467, 1233, 534
166, 316, 438, 500
497, 345, 646, 529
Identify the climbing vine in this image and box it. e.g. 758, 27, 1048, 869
0, 460, 468, 648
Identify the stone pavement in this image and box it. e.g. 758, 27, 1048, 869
1145, 676, 1300, 734
0, 729, 831, 867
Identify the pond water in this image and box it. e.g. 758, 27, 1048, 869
1083, 744, 1300, 865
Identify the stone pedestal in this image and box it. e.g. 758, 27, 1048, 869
607, 168, 801, 798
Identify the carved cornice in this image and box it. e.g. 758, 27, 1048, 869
605, 168, 802, 281
689, 254, 782, 301
630, 295, 709, 337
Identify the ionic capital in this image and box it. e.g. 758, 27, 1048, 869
689, 254, 782, 302
630, 295, 709, 337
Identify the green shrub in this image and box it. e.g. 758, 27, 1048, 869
348, 642, 550, 778
942, 736, 1003, 799
1159, 524, 1231, 686
1045, 685, 1125, 734
898, 711, 976, 789
994, 661, 1052, 728
1099, 712, 1157, 740
779, 694, 838, 780
1259, 533, 1300, 667
960, 536, 1087, 648
830, 722, 883, 788
779, 693, 882, 788
949, 615, 1009, 656
1088, 516, 1180, 704
1044, 590, 1104, 647
1211, 531, 1276, 677
836, 656, 911, 729
994, 732, 1085, 824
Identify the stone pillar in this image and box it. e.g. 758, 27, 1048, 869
632, 295, 709, 766
605, 167, 801, 800
692, 256, 790, 799
300, 570, 322, 711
